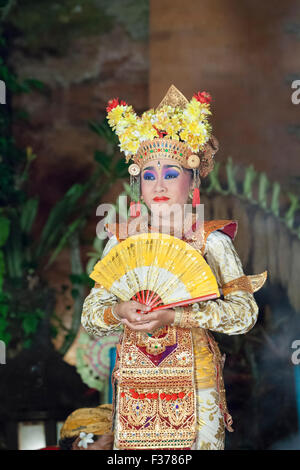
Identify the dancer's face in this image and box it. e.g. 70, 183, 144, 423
141, 158, 193, 215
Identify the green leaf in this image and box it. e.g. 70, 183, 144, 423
94, 150, 111, 176
0, 290, 11, 303
22, 78, 45, 91
123, 182, 133, 196
0, 301, 9, 318
50, 324, 58, 338
36, 183, 85, 259
23, 338, 32, 349
115, 158, 129, 178
45, 218, 84, 268
71, 288, 79, 299
69, 273, 90, 284
0, 216, 10, 247
93, 236, 104, 252
88, 119, 119, 145
22, 315, 40, 336
0, 317, 8, 332
0, 250, 4, 291
86, 257, 98, 276
0, 330, 11, 345
20, 198, 39, 234
4, 213, 23, 278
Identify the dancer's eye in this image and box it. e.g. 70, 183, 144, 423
143, 172, 156, 181
164, 170, 180, 179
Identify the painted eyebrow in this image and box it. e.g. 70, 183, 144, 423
142, 165, 181, 171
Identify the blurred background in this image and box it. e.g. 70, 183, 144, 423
0, 0, 299, 450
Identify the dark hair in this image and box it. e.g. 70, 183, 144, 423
183, 167, 193, 179
58, 436, 77, 451
58, 435, 102, 450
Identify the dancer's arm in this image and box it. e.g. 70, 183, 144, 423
81, 235, 123, 338
172, 230, 259, 335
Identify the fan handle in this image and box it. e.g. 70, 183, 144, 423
147, 293, 219, 312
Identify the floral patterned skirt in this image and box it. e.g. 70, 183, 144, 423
112, 384, 225, 450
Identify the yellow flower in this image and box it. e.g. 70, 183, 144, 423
106, 95, 212, 157
184, 98, 201, 121
107, 106, 124, 127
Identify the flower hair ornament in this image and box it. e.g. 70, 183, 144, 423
78, 431, 95, 449
106, 85, 219, 215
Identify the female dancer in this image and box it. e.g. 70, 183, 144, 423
81, 85, 261, 450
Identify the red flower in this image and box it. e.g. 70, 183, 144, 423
129, 388, 135, 393
146, 393, 152, 399
139, 393, 145, 399
121, 392, 125, 397
166, 394, 172, 401
152, 393, 158, 399
152, 125, 167, 138
132, 392, 139, 399
193, 91, 212, 104
171, 393, 178, 401
178, 392, 185, 399
160, 393, 166, 400
106, 97, 127, 113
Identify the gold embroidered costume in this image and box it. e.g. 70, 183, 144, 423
81, 218, 261, 449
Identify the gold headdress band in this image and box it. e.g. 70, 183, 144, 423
60, 404, 113, 439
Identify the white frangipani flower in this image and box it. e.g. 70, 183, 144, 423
78, 432, 94, 449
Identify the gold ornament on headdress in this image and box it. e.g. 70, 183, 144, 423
156, 84, 189, 109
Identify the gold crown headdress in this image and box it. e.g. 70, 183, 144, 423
106, 85, 219, 215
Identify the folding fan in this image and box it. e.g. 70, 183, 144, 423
89, 233, 220, 312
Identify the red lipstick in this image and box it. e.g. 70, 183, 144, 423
153, 196, 170, 202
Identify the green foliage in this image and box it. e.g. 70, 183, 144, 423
69, 272, 94, 288
0, 3, 141, 355
0, 290, 10, 344
0, 215, 9, 293
203, 158, 300, 239
0, 216, 10, 247
86, 237, 104, 275
21, 308, 43, 337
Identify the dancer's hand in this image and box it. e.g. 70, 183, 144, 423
121, 308, 175, 333
114, 301, 151, 324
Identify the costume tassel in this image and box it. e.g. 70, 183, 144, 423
135, 201, 141, 217
130, 173, 140, 217
130, 201, 136, 217
130, 201, 141, 217
192, 187, 200, 207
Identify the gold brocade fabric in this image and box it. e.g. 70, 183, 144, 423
191, 329, 216, 389
115, 326, 196, 449
81, 220, 259, 449
222, 275, 253, 296
60, 404, 113, 439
